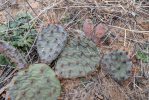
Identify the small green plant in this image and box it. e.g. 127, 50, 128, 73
0, 54, 16, 67
0, 54, 11, 66
0, 12, 37, 53
9, 63, 61, 100
136, 50, 149, 63
135, 41, 149, 63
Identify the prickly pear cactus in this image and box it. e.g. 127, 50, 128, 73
37, 24, 68, 64
0, 40, 26, 68
9, 63, 61, 100
101, 50, 132, 81
55, 36, 100, 78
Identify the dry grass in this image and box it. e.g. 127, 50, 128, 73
0, 0, 149, 100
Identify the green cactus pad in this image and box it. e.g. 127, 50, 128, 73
0, 40, 26, 68
37, 24, 68, 64
9, 63, 61, 100
55, 36, 100, 78
101, 50, 132, 81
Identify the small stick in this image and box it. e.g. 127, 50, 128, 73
25, 0, 37, 16
124, 30, 127, 46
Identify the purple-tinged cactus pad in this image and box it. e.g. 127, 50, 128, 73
0, 40, 26, 68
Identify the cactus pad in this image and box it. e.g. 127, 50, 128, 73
0, 40, 26, 68
55, 36, 100, 78
9, 63, 61, 100
101, 50, 132, 81
37, 24, 68, 64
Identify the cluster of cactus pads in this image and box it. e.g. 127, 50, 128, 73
0, 22, 136, 99
9, 64, 61, 100
37, 24, 68, 64
37, 24, 100, 78
55, 36, 100, 78
101, 50, 132, 81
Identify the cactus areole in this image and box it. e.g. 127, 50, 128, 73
9, 64, 61, 100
